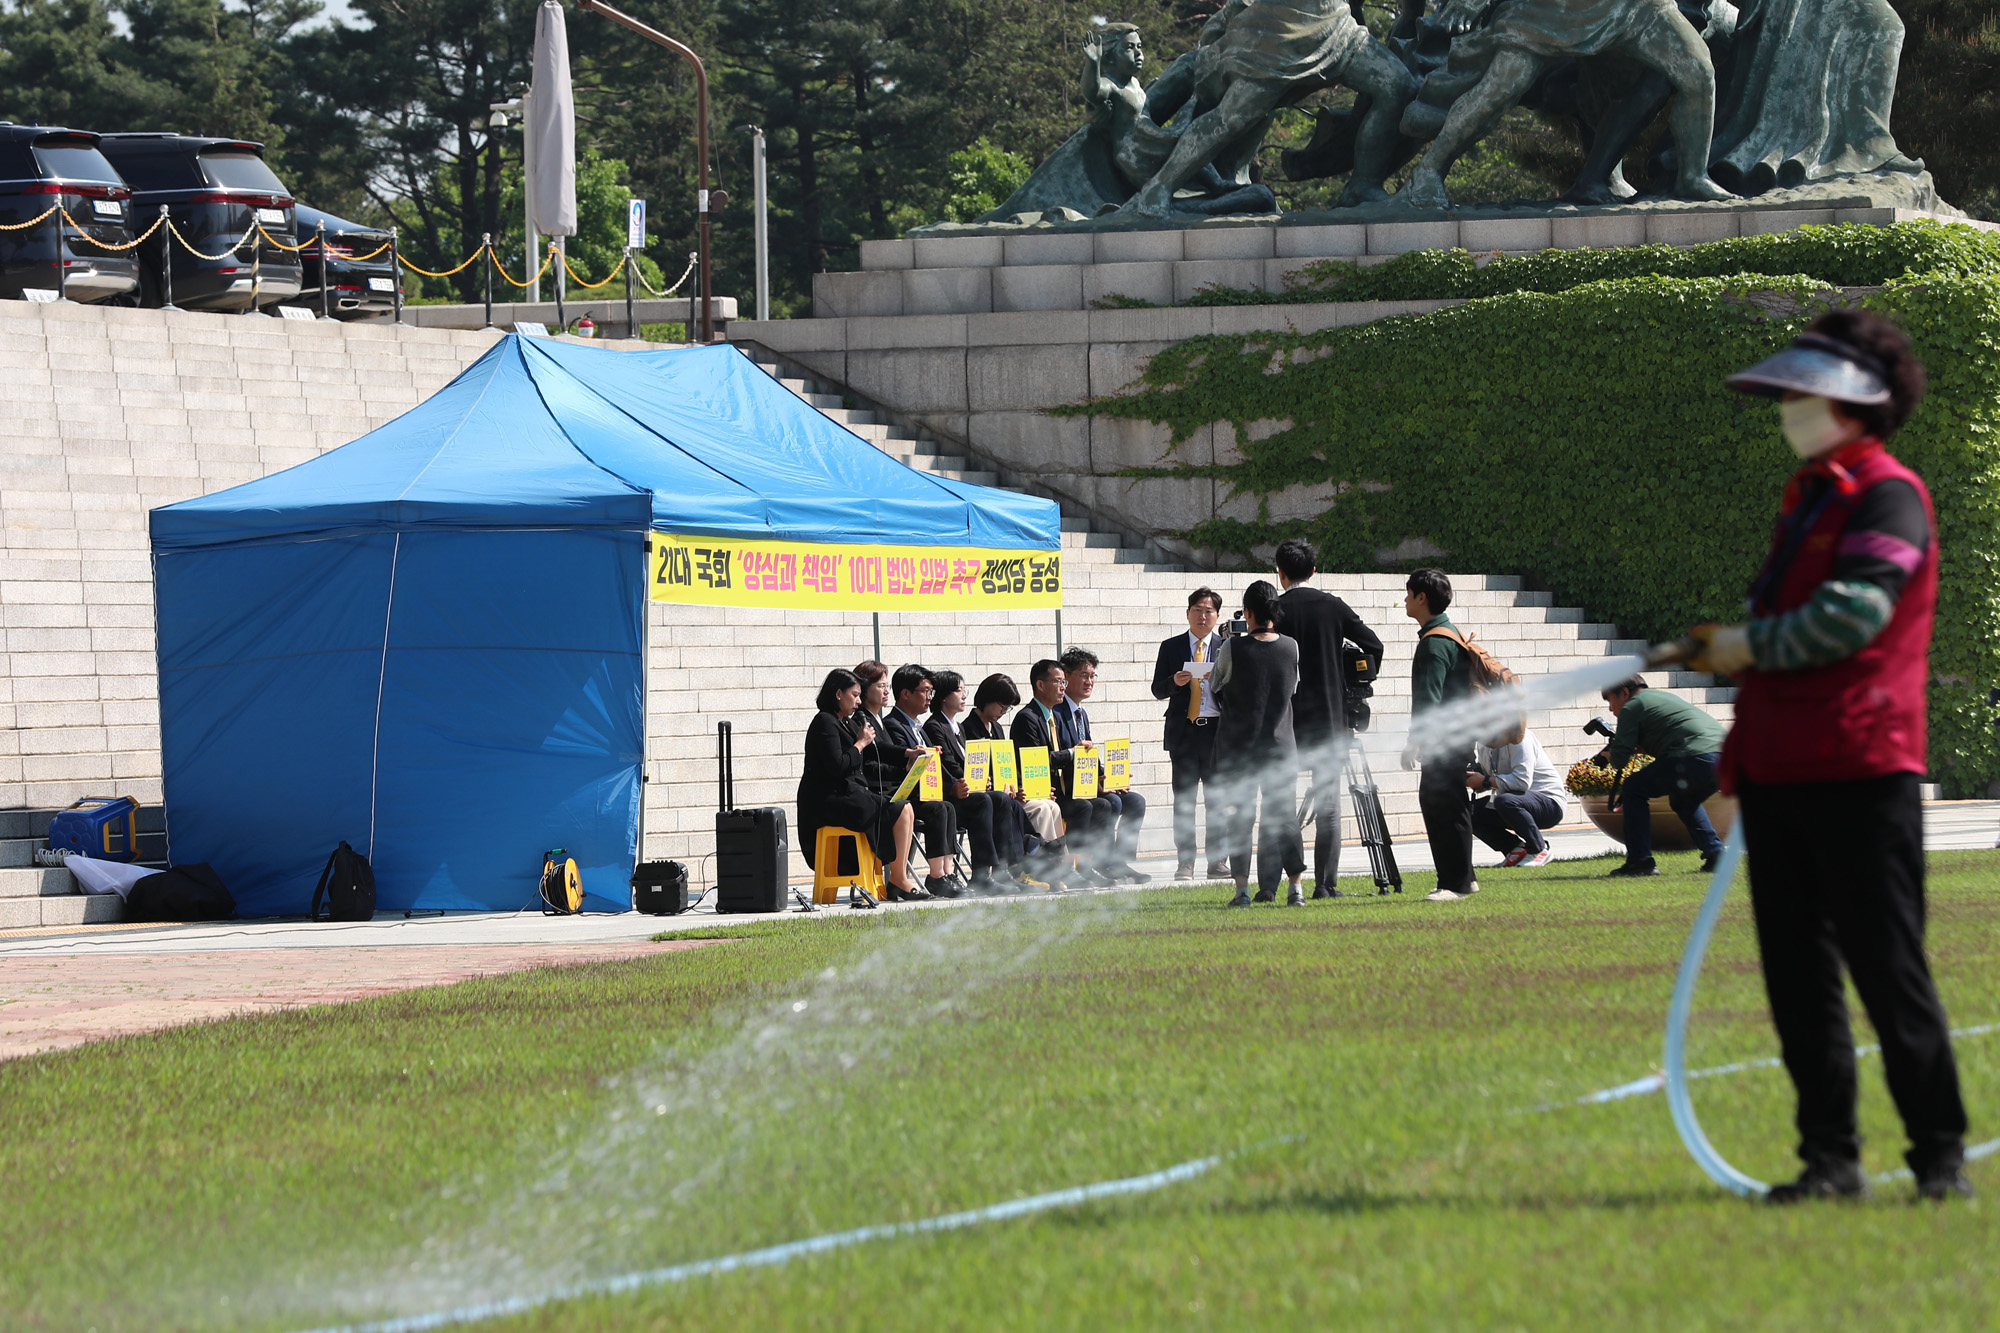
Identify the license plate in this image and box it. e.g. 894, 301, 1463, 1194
367, 277, 394, 292
256, 207, 287, 224
92, 199, 123, 218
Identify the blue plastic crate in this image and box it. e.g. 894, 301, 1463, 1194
48, 795, 141, 863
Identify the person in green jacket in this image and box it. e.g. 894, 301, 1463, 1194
1399, 568, 1478, 901
1597, 675, 1728, 876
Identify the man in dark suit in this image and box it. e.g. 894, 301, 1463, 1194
878, 663, 963, 897
922, 669, 1026, 893
1151, 587, 1229, 881
1274, 538, 1384, 898
1054, 647, 1148, 883
1011, 659, 1109, 887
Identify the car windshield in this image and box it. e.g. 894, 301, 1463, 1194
200, 152, 288, 194
32, 141, 123, 185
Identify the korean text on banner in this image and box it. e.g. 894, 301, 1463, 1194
1102, 737, 1131, 791
991, 742, 1019, 794
651, 533, 1062, 612
964, 740, 992, 792
892, 751, 942, 802
1072, 744, 1099, 799
1019, 746, 1052, 801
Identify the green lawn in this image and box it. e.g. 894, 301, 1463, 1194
3, 850, 1996, 1332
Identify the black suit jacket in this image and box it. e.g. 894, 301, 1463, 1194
1151, 631, 1222, 752
1277, 583, 1383, 748
1008, 702, 1074, 800
924, 711, 969, 784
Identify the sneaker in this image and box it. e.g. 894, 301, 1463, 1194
1916, 1164, 1974, 1202
1206, 859, 1232, 880
1225, 890, 1252, 907
1423, 888, 1466, 902
1174, 860, 1195, 882
1465, 880, 1481, 894
1766, 1157, 1867, 1204
1501, 848, 1530, 868
1113, 863, 1150, 885
1700, 850, 1722, 875
1606, 858, 1660, 878
1286, 886, 1305, 907
1524, 850, 1554, 868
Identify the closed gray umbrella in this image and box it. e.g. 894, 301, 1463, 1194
530, 0, 577, 239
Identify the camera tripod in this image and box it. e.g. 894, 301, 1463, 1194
1298, 742, 1403, 896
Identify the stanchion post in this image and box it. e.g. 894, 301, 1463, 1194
316, 220, 330, 320
53, 204, 66, 301
554, 243, 565, 333
687, 251, 698, 343
482, 233, 493, 328
624, 246, 634, 340
391, 226, 405, 325
158, 205, 175, 309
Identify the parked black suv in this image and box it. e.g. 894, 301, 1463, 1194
0, 124, 140, 304
287, 204, 397, 320
96, 134, 302, 312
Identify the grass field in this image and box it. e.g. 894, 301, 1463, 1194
3, 849, 1996, 1332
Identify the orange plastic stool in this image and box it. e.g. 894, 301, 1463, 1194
813, 826, 884, 904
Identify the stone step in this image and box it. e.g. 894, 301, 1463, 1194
1, 830, 168, 868
0, 865, 77, 898
0, 891, 126, 930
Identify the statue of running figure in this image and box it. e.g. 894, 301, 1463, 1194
1116, 0, 1418, 218
1399, 0, 1735, 208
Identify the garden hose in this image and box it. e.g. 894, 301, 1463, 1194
1662, 821, 1770, 1198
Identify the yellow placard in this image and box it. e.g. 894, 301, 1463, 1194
1102, 737, 1131, 791
650, 532, 1062, 611
991, 741, 1019, 794
1019, 746, 1052, 801
964, 740, 992, 792
1072, 743, 1099, 798
892, 750, 943, 802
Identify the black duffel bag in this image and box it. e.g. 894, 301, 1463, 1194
125, 863, 236, 922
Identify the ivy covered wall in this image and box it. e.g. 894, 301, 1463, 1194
1069, 225, 2000, 795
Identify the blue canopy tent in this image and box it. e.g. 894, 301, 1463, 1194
150, 336, 1059, 916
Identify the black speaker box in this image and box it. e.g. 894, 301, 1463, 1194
631, 860, 690, 915
715, 807, 788, 913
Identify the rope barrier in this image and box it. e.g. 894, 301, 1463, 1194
558, 248, 628, 290
166, 218, 255, 262
396, 248, 483, 279
57, 210, 165, 250
0, 205, 59, 231
253, 222, 319, 253
637, 251, 696, 298
488, 245, 557, 289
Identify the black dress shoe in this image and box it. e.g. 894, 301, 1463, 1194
1699, 850, 1722, 875
885, 882, 921, 902
925, 876, 961, 899
1916, 1163, 1975, 1201
1766, 1157, 1867, 1204
1606, 858, 1660, 878
1310, 883, 1341, 900
1251, 887, 1276, 904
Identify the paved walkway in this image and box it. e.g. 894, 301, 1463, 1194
1, 803, 1990, 1061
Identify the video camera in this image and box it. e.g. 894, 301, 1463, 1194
1341, 642, 1380, 732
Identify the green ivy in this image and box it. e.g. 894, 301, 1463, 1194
1060, 261, 2000, 795
1135, 219, 2000, 307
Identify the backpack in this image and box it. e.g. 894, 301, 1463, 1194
311, 841, 377, 922
126, 862, 235, 922
541, 848, 583, 915
1421, 625, 1526, 745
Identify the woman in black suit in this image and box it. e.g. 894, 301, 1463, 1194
798, 669, 922, 901
1211, 580, 1305, 907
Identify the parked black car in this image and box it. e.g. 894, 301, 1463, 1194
96, 134, 301, 312
286, 204, 397, 320
0, 124, 140, 304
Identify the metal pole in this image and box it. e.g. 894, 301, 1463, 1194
751, 125, 769, 322
316, 221, 329, 320
482, 233, 493, 327
523, 87, 539, 305
624, 245, 634, 338
688, 252, 698, 343
159, 205, 174, 309
53, 204, 66, 301
391, 225, 405, 325
872, 612, 882, 666
1055, 610, 1063, 657
555, 243, 566, 332
575, 0, 712, 342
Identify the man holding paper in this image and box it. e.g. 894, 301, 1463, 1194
874, 663, 963, 898
1011, 659, 1109, 887
1152, 586, 1229, 881
926, 669, 1026, 893
1055, 648, 1148, 883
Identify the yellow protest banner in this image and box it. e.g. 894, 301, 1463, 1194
1019, 746, 1052, 801
1102, 737, 1131, 791
964, 740, 992, 792
991, 741, 1019, 794
1072, 743, 1099, 798
650, 532, 1062, 612
892, 750, 943, 802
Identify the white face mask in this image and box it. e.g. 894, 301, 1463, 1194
1779, 395, 1852, 460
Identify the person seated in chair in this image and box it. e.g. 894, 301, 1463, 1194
1011, 659, 1108, 887
926, 670, 1027, 893
965, 672, 1067, 887
798, 669, 922, 903
1055, 647, 1149, 883
856, 660, 960, 897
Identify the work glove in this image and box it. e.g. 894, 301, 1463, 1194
1687, 622, 1754, 676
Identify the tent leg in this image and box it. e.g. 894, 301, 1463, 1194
1055, 610, 1063, 657
872, 611, 881, 666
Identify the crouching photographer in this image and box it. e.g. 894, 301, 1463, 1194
1465, 725, 1568, 867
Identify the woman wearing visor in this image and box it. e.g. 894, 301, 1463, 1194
1687, 310, 1969, 1203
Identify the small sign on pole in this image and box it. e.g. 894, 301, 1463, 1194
626, 198, 646, 251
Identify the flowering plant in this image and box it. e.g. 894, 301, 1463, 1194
1566, 753, 1653, 796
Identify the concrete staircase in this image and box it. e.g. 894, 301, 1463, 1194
0, 805, 164, 928
739, 345, 1736, 850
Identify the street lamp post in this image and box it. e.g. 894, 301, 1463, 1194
576, 0, 714, 342
488, 95, 538, 305
741, 124, 769, 322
